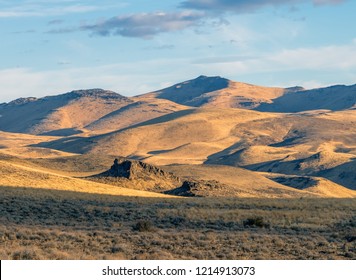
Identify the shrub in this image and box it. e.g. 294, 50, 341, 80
12, 249, 41, 260
243, 217, 269, 228
133, 220, 155, 232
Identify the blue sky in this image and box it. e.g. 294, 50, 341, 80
0, 0, 355, 102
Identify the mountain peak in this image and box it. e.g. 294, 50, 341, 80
193, 75, 228, 82
146, 75, 230, 105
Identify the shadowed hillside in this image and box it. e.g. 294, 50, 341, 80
257, 84, 356, 112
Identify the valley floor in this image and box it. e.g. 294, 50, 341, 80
1, 186, 355, 260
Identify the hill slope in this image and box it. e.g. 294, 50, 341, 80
86, 97, 189, 133
34, 108, 275, 163
0, 89, 132, 135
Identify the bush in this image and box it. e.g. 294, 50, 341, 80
243, 217, 269, 228
12, 249, 41, 260
133, 220, 155, 232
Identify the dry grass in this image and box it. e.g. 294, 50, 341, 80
1, 186, 355, 260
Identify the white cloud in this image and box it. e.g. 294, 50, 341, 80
0, 60, 194, 102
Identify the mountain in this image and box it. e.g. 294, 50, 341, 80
1, 75, 355, 198
2, 77, 354, 137
140, 75, 299, 109
256, 84, 356, 112
0, 89, 132, 135
141, 76, 355, 112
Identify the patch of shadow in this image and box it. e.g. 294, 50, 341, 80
148, 144, 187, 155
269, 176, 318, 190
238, 101, 257, 108
334, 147, 354, 153
269, 136, 301, 147
315, 159, 356, 190
30, 136, 89, 154
40, 128, 83, 136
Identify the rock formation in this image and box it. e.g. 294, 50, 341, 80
106, 158, 180, 182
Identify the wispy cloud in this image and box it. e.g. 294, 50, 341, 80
48, 19, 64, 25
180, 0, 346, 13
80, 11, 206, 38
46, 27, 76, 34
0, 3, 106, 18
143, 44, 176, 50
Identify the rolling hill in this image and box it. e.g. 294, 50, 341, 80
32, 106, 356, 195
1, 75, 355, 198
0, 89, 132, 135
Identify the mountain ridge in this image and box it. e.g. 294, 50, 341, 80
1, 76, 355, 136
1, 75, 355, 197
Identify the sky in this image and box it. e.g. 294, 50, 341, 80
0, 0, 355, 102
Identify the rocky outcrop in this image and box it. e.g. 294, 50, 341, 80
104, 158, 180, 182
89, 158, 181, 192
166, 179, 227, 197
90, 158, 231, 196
